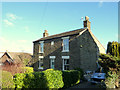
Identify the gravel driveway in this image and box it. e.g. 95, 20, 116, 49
65, 81, 104, 89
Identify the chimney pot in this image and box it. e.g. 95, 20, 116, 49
83, 16, 91, 30
85, 16, 89, 21
43, 30, 49, 37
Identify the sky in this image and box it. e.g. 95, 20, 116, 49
0, 1, 118, 54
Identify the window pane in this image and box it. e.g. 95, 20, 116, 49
63, 59, 69, 70
63, 38, 69, 51
39, 58, 43, 69
64, 59, 69, 64
51, 59, 55, 69
65, 65, 69, 70
40, 43, 44, 52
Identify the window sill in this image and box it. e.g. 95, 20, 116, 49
39, 52, 44, 54
62, 50, 69, 52
38, 67, 43, 69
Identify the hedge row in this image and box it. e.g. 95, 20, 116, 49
14, 69, 83, 89
20, 67, 34, 73
2, 67, 33, 89
63, 70, 81, 88
2, 71, 15, 88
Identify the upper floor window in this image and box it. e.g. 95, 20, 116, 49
39, 41, 44, 53
51, 41, 54, 46
62, 37, 69, 52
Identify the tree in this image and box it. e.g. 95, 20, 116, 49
106, 41, 119, 57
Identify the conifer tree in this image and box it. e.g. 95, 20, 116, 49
106, 41, 120, 57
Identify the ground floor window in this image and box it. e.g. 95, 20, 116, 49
50, 59, 55, 69
38, 56, 43, 69
50, 56, 55, 69
62, 56, 69, 70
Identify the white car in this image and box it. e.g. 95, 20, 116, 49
90, 68, 106, 84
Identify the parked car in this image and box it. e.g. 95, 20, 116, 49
90, 68, 106, 84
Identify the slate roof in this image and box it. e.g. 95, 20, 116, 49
0, 52, 32, 64
33, 28, 86, 42
33, 27, 105, 53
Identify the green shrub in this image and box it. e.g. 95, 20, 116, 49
23, 72, 48, 88
13, 69, 83, 89
74, 68, 84, 80
13, 73, 26, 88
14, 69, 64, 89
2, 70, 15, 88
62, 70, 80, 88
21, 67, 33, 73
43, 69, 64, 88
105, 71, 119, 88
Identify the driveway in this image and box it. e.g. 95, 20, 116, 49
65, 81, 104, 89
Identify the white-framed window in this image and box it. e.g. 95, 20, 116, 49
39, 41, 44, 53
62, 56, 69, 70
62, 37, 69, 52
50, 56, 55, 69
51, 41, 54, 46
38, 56, 43, 69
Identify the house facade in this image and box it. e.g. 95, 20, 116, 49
33, 16, 105, 71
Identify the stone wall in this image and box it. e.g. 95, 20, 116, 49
33, 29, 99, 71
78, 30, 98, 71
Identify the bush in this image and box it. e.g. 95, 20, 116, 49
105, 71, 119, 88
13, 73, 26, 88
20, 67, 33, 73
32, 72, 47, 88
13, 69, 83, 89
2, 70, 15, 88
14, 69, 64, 89
74, 68, 84, 80
62, 70, 81, 88
43, 69, 64, 88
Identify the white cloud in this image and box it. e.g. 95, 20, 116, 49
3, 19, 14, 26
7, 13, 17, 21
3, 13, 22, 27
6, 13, 22, 21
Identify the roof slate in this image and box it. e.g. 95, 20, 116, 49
0, 52, 32, 64
33, 28, 86, 42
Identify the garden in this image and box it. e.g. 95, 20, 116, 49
2, 67, 84, 89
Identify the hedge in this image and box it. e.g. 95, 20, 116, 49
62, 70, 81, 88
13, 73, 26, 88
14, 69, 64, 89
43, 69, 64, 88
20, 67, 33, 73
2, 70, 15, 88
13, 69, 83, 89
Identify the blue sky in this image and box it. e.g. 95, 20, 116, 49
1, 2, 118, 54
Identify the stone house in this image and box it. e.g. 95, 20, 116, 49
33, 16, 105, 71
0, 52, 32, 66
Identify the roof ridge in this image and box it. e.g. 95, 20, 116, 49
33, 28, 86, 42
88, 30, 105, 51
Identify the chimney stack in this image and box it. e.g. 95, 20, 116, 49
83, 16, 91, 30
43, 30, 49, 37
